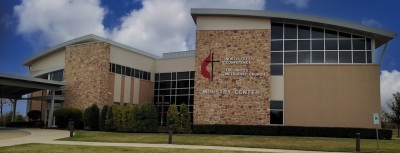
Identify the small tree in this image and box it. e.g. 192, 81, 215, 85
0, 99, 11, 126
180, 103, 191, 133
387, 92, 400, 137
105, 105, 114, 131
16, 115, 25, 122
27, 110, 41, 121
167, 104, 180, 132
99, 105, 109, 131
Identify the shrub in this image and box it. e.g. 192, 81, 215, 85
3, 112, 12, 126
16, 115, 25, 122
128, 105, 139, 132
121, 106, 130, 132
167, 104, 180, 132
83, 107, 90, 129
180, 103, 191, 133
83, 104, 100, 131
193, 125, 393, 140
27, 110, 41, 121
5, 121, 44, 128
105, 105, 114, 131
53, 108, 83, 129
99, 105, 109, 131
112, 105, 123, 131
137, 103, 158, 133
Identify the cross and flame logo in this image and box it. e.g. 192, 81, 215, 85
201, 51, 220, 82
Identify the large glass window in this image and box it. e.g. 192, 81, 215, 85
270, 22, 373, 66
109, 63, 151, 81
270, 101, 283, 125
154, 71, 194, 126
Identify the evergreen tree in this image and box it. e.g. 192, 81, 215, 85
180, 103, 191, 133
99, 105, 109, 131
105, 105, 114, 131
128, 105, 139, 132
112, 104, 123, 131
89, 104, 100, 131
167, 104, 180, 132
138, 103, 158, 132
387, 92, 400, 137
121, 106, 130, 132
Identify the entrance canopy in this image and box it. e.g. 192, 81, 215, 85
0, 73, 66, 99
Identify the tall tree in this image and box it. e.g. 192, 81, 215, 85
0, 99, 12, 127
387, 92, 400, 137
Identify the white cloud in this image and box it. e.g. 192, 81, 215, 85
14, 0, 107, 51
14, 0, 266, 55
361, 18, 383, 28
380, 70, 400, 109
281, 0, 309, 9
111, 0, 266, 56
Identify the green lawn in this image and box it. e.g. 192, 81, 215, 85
60, 130, 400, 153
0, 143, 254, 153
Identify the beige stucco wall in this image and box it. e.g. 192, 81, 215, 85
30, 50, 65, 72
284, 64, 381, 128
113, 74, 122, 103
196, 16, 271, 30
154, 57, 195, 73
270, 76, 284, 101
110, 46, 155, 76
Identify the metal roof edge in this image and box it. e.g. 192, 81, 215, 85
190, 8, 397, 39
23, 34, 161, 66
0, 73, 67, 86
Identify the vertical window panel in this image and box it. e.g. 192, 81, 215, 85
284, 24, 297, 39
298, 25, 310, 39
312, 51, 324, 63
271, 23, 284, 39
298, 51, 311, 63
325, 51, 338, 63
339, 51, 352, 63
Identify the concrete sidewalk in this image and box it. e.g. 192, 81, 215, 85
0, 128, 348, 153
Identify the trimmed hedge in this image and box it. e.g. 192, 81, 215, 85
83, 104, 100, 131
27, 110, 41, 121
53, 108, 83, 129
193, 125, 392, 140
6, 121, 45, 128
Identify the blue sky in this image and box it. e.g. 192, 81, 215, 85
0, 0, 399, 115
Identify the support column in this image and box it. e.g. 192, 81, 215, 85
47, 90, 55, 128
11, 99, 17, 122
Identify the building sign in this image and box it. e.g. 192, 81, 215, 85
200, 54, 264, 95
194, 29, 270, 125
373, 113, 379, 125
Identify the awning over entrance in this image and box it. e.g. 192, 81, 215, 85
0, 73, 66, 127
0, 73, 66, 99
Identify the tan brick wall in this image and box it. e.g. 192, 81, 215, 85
194, 29, 271, 125
138, 80, 154, 106
64, 42, 110, 110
